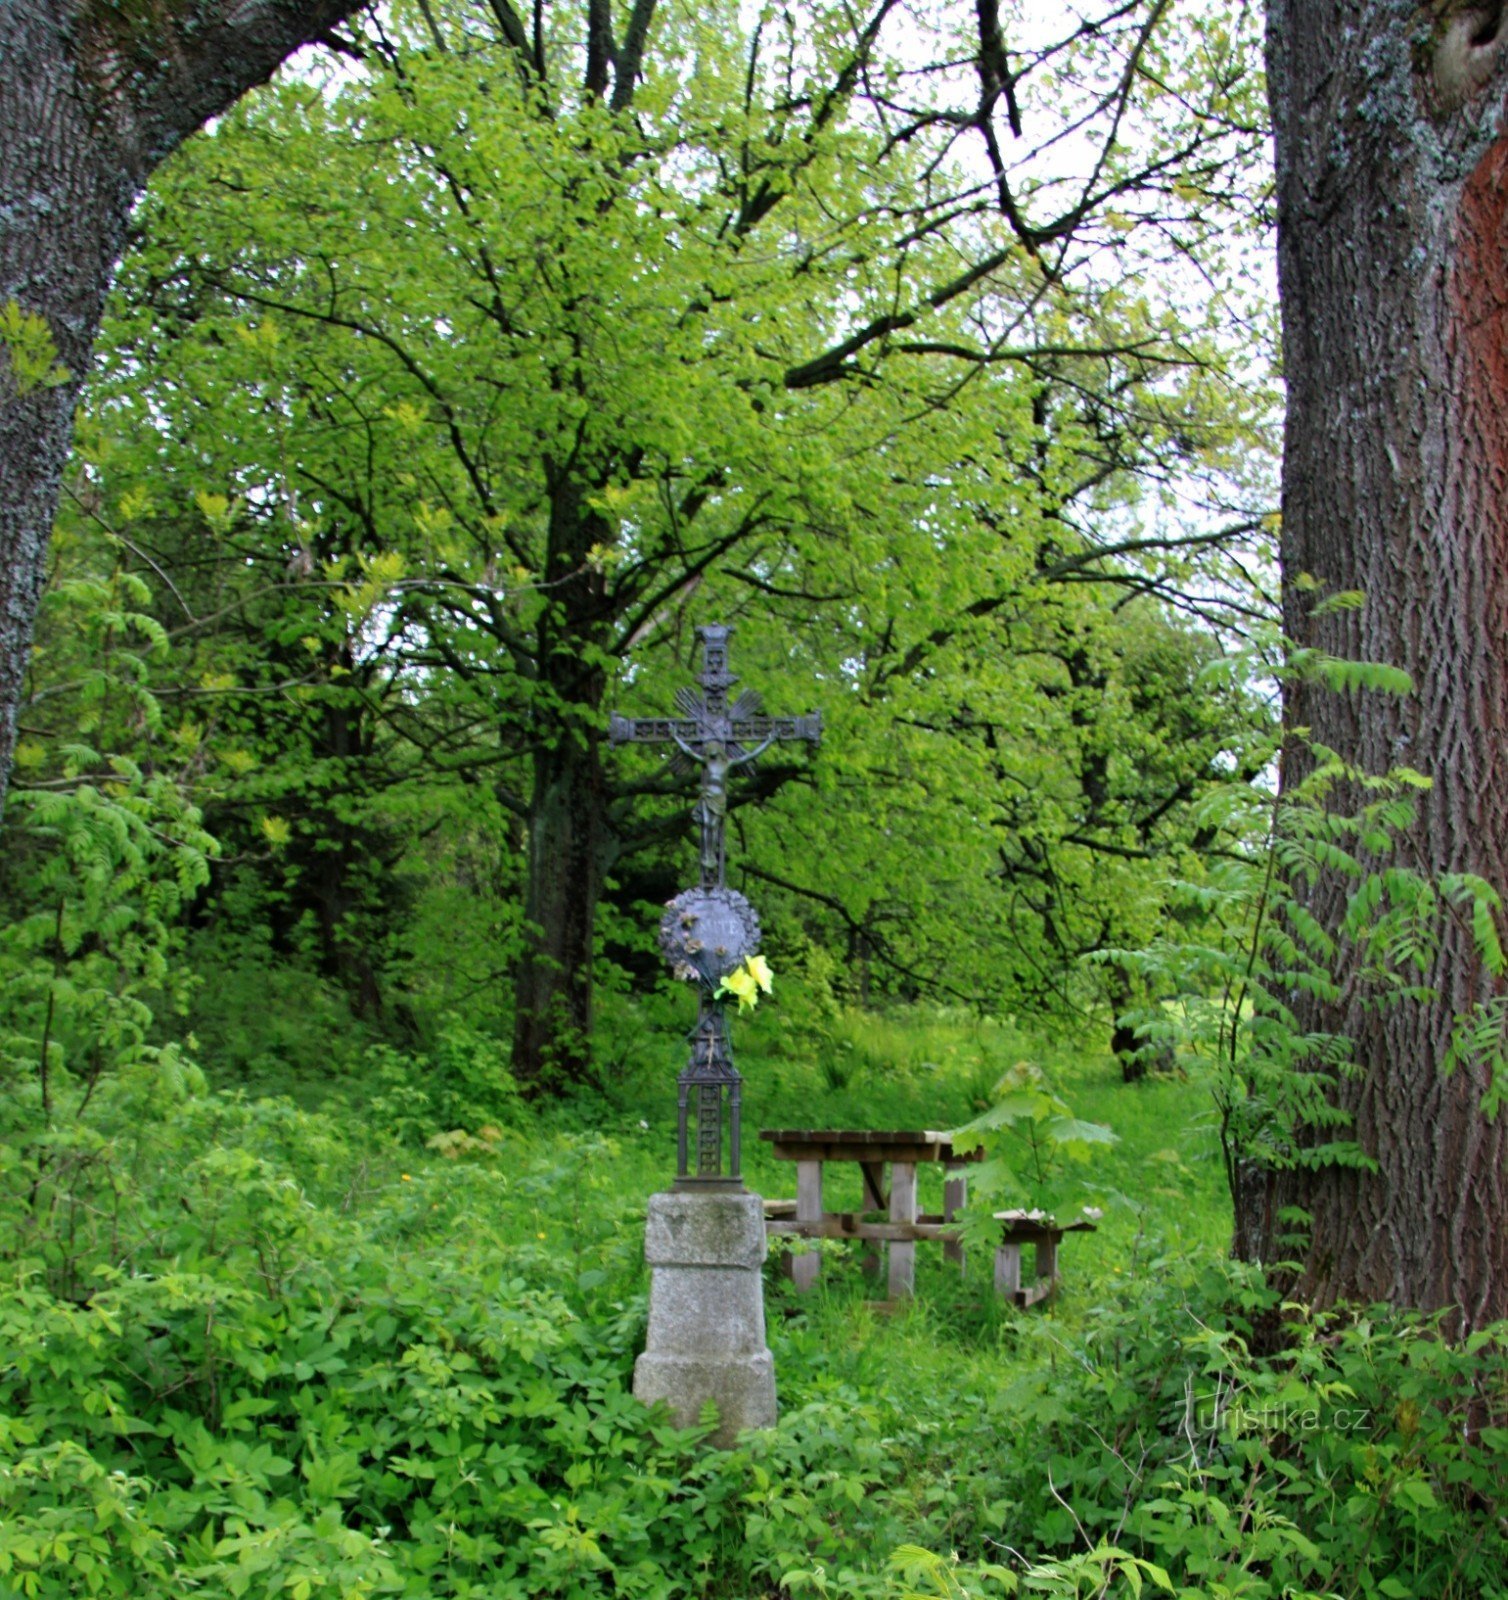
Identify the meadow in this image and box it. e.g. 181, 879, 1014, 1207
5, 993, 1505, 1600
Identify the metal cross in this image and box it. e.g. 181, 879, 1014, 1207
609, 624, 822, 889
610, 622, 821, 1188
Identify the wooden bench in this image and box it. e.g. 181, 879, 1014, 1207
992, 1210, 1098, 1307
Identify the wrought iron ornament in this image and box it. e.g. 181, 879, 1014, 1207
610, 624, 821, 1187
659, 887, 762, 987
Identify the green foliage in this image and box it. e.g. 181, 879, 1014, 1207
365, 1024, 525, 1146
1, 1007, 1506, 1599
174, 932, 377, 1090
1103, 635, 1508, 1245
0, 563, 217, 1302
984, 1260, 1508, 1600
0, 299, 70, 400
948, 1059, 1119, 1222
66, 0, 1274, 1074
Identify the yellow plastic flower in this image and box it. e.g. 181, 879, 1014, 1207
718, 964, 760, 1011
716, 955, 775, 1012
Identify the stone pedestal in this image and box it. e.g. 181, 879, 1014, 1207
633, 1189, 777, 1446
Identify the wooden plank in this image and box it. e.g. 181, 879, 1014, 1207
943, 1168, 967, 1271
994, 1216, 1097, 1246
766, 1218, 962, 1242
1036, 1235, 1059, 1288
762, 1129, 950, 1144
762, 1199, 798, 1278
889, 1161, 918, 1299
792, 1159, 823, 1293
857, 1167, 885, 1276
762, 1130, 985, 1166
995, 1209, 1097, 1232
766, 1139, 972, 1166
994, 1242, 1022, 1299
996, 1227, 1060, 1247
795, 1161, 823, 1220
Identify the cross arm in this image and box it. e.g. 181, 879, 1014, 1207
731, 714, 822, 745
609, 715, 702, 746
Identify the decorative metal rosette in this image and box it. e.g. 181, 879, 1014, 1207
659, 887, 762, 987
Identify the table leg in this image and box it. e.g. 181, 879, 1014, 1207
859, 1160, 886, 1278
793, 1159, 823, 1292
1036, 1234, 1059, 1294
994, 1242, 1022, 1301
943, 1166, 967, 1272
888, 1162, 918, 1299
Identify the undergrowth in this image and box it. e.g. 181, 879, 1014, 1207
2, 1024, 1506, 1599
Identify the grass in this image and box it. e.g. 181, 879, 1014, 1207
295, 985, 1231, 1496
208, 973, 1233, 1350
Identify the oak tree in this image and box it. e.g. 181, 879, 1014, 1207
1249, 0, 1508, 1328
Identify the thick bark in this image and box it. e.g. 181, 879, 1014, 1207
1250, 0, 1508, 1330
511, 719, 609, 1089
0, 0, 363, 818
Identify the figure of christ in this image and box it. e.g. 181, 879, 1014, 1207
670, 733, 777, 888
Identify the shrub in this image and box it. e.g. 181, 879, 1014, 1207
968, 1258, 1508, 1600
365, 1023, 525, 1146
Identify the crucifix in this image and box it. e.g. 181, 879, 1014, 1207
610, 624, 822, 891
610, 623, 822, 1186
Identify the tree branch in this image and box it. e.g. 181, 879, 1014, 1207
585, 0, 614, 97
91, 0, 370, 171
742, 863, 981, 1006
611, 0, 658, 111
483, 0, 531, 55
782, 244, 1014, 388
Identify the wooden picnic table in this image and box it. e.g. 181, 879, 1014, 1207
758, 1128, 981, 1299
759, 1129, 1101, 1305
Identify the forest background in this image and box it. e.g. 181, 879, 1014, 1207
6, 1, 1508, 1597
2, 0, 1277, 1092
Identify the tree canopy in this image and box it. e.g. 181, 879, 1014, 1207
12, 0, 1271, 1087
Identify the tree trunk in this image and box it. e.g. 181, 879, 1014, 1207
0, 0, 362, 818
301, 679, 396, 1019
509, 480, 614, 1091
1250, 0, 1508, 1329
0, 7, 132, 818
511, 723, 609, 1090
